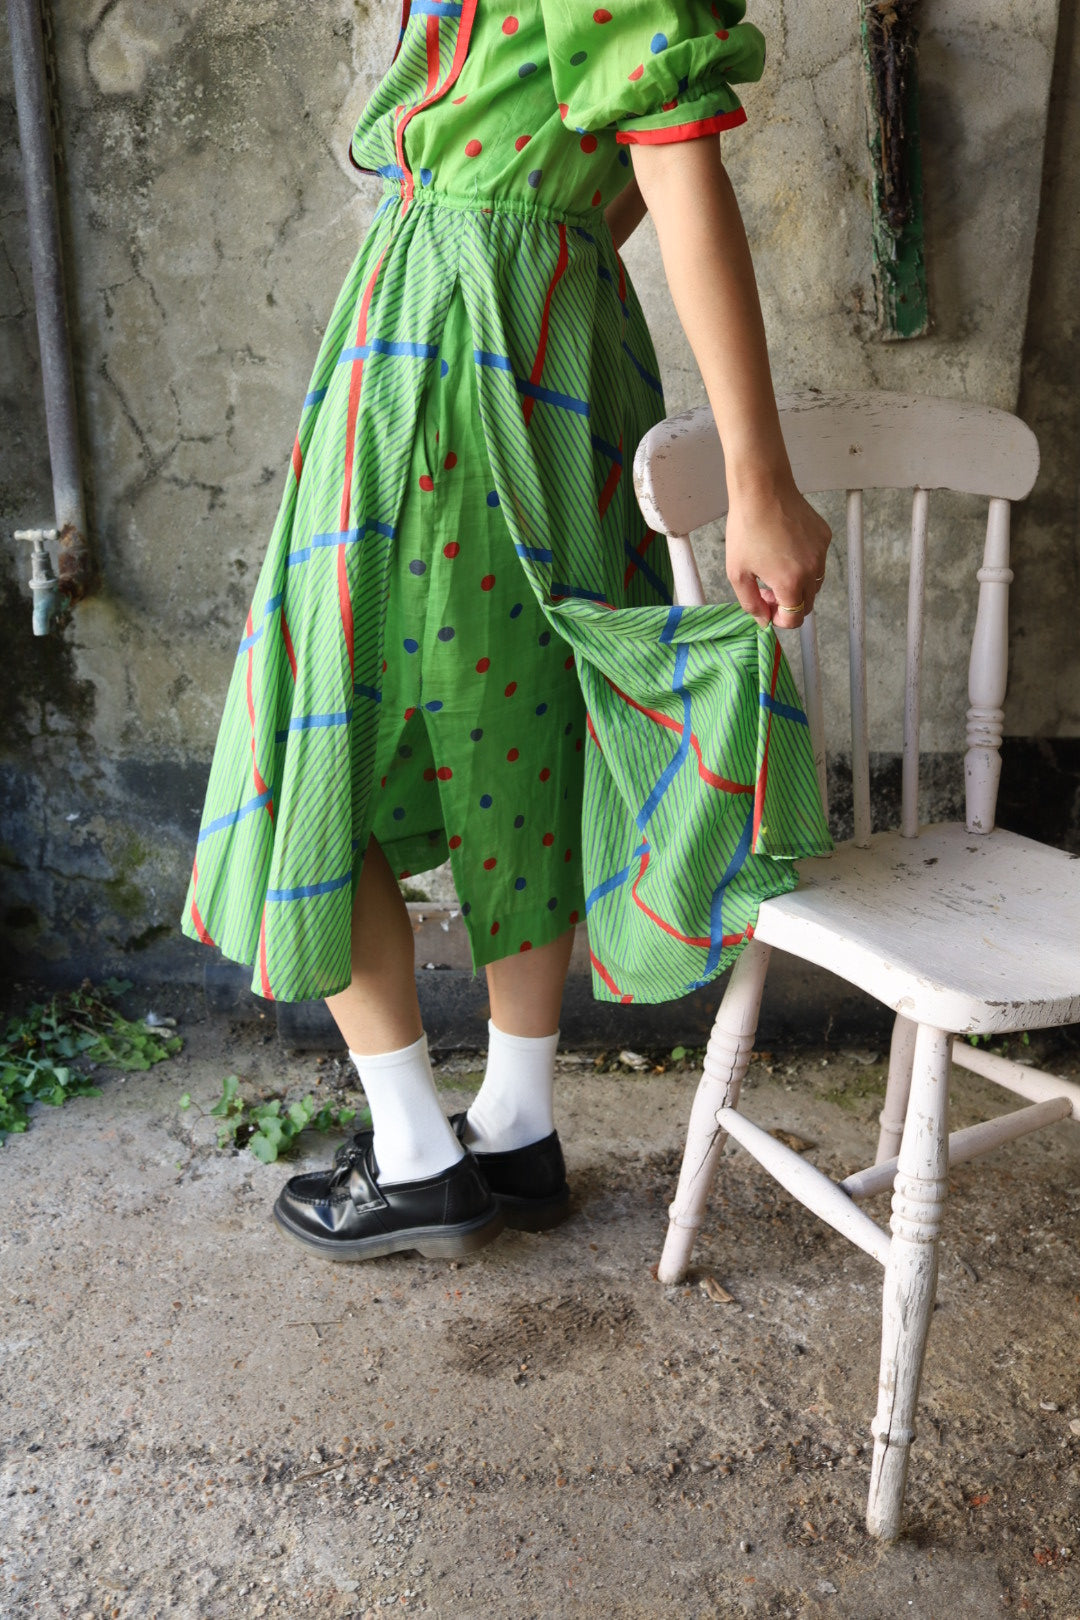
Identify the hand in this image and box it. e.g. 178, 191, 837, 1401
724, 475, 832, 630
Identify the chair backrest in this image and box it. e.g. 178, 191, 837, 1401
632, 392, 1040, 845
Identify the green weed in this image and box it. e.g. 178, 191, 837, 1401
180, 1074, 367, 1164
0, 978, 181, 1143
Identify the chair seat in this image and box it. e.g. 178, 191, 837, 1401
754, 824, 1080, 1034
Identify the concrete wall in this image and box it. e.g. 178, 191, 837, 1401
0, 0, 1075, 987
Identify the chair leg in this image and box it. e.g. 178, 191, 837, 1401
657, 939, 772, 1285
866, 1022, 950, 1541
875, 1012, 918, 1164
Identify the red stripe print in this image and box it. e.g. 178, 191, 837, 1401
623, 526, 658, 590
280, 606, 298, 681
615, 108, 747, 146
393, 0, 411, 63
189, 859, 215, 947
590, 948, 634, 1003
629, 849, 748, 951
258, 907, 274, 1001
603, 675, 753, 794
631, 849, 709, 947
396, 0, 478, 212
585, 712, 603, 751
291, 434, 303, 484
522, 223, 569, 430
424, 12, 441, 86
598, 432, 623, 519
245, 609, 274, 820
752, 639, 783, 852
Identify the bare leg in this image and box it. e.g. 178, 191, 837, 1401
485, 926, 575, 1038
325, 835, 422, 1054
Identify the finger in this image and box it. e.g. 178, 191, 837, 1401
729, 569, 772, 629
770, 580, 808, 630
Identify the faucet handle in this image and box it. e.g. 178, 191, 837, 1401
14, 528, 59, 545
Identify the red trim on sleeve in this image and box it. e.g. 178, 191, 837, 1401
615, 106, 747, 145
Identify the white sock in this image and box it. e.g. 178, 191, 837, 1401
462, 1020, 559, 1153
350, 1034, 464, 1185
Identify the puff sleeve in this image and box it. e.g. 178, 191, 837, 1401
541, 0, 766, 144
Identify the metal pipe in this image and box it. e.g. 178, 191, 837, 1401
8, 0, 94, 604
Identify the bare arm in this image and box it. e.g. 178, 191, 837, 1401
604, 173, 648, 252
630, 137, 830, 628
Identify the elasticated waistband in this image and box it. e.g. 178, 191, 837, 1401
380, 182, 609, 231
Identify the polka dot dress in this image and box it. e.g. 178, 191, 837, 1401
183, 0, 830, 1006
370, 288, 586, 963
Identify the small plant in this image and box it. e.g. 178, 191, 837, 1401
0, 978, 182, 1143
180, 1074, 366, 1163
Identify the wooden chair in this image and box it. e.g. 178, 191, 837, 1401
633, 392, 1080, 1541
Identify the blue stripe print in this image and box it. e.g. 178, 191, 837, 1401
286, 521, 394, 567
473, 351, 590, 417
409, 0, 462, 13
516, 377, 590, 416
660, 605, 684, 644
197, 790, 272, 842
339, 339, 438, 362
622, 341, 663, 395
624, 539, 672, 604
591, 433, 622, 464
549, 583, 611, 604
267, 872, 353, 903
303, 387, 328, 409
237, 625, 263, 656
275, 710, 352, 743
585, 842, 649, 912
515, 544, 554, 563
759, 693, 809, 725
635, 645, 691, 828
689, 808, 755, 985
376, 164, 406, 182
355, 684, 382, 704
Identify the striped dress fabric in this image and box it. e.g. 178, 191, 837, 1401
182, 0, 832, 1005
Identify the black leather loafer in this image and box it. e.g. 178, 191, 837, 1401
273, 1140, 504, 1261
448, 1112, 571, 1231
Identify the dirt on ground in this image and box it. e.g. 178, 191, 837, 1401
2, 991, 1080, 1619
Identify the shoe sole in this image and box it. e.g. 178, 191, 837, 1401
496, 1191, 572, 1232
272, 1200, 506, 1262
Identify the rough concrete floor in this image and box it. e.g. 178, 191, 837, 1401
2, 994, 1080, 1620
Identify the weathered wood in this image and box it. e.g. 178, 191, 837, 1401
859, 0, 929, 340
799, 611, 829, 820
902, 489, 929, 837
717, 1107, 891, 1266
867, 1023, 950, 1539
845, 1095, 1073, 1201
876, 1012, 917, 1163
754, 825, 1080, 1034
965, 498, 1012, 834
632, 393, 1040, 540
847, 490, 871, 847
666, 532, 706, 608
950, 1042, 1080, 1121
657, 939, 772, 1284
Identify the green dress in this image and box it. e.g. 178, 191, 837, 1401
181, 0, 832, 1005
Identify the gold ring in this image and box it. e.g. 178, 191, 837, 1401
777, 599, 805, 615
814, 574, 825, 583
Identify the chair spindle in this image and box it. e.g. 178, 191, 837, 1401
799, 613, 828, 822
666, 532, 706, 609
965, 497, 1012, 834
902, 489, 929, 838
847, 489, 871, 846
